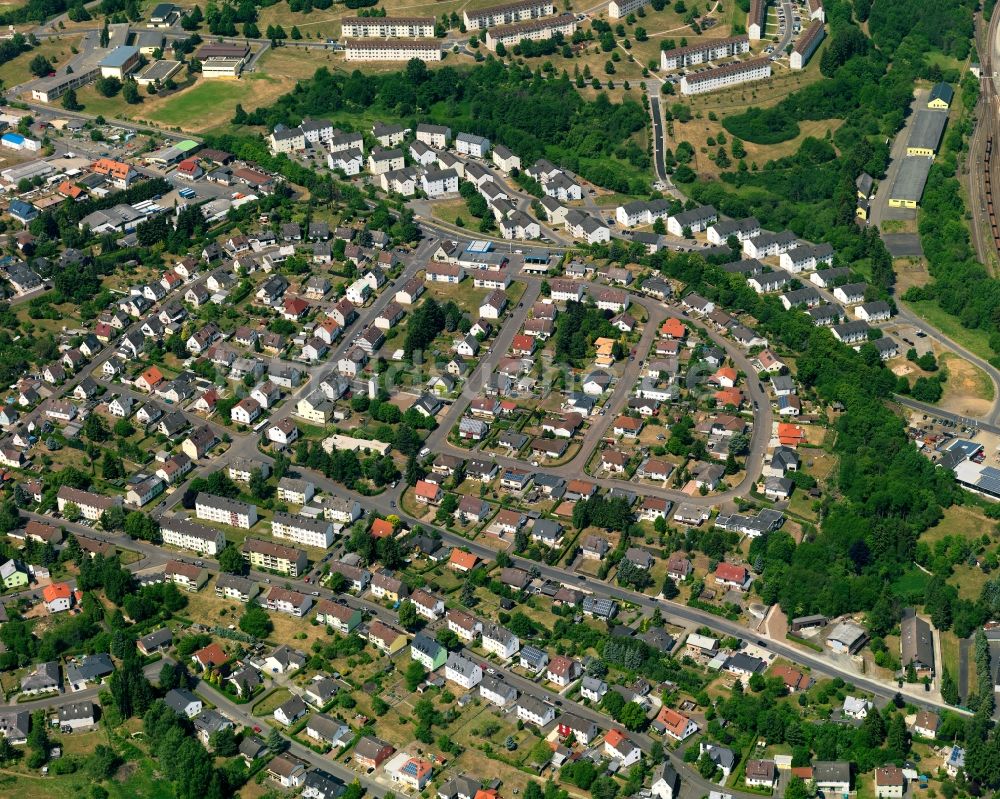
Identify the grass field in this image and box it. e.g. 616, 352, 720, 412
73, 47, 327, 131
0, 35, 82, 91
253, 686, 293, 717
903, 299, 997, 364
922, 503, 989, 546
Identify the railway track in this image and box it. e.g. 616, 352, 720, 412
973, 10, 1000, 262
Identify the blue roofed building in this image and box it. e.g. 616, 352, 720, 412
8, 199, 38, 226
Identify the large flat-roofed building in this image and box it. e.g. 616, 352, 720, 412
888, 156, 933, 208
240, 537, 308, 576
148, 2, 179, 26
197, 43, 250, 78
660, 35, 750, 71
680, 58, 771, 95
98, 46, 140, 79
341, 17, 435, 37
484, 13, 576, 50
135, 59, 182, 86
198, 43, 251, 60
344, 38, 442, 61
31, 65, 100, 102
609, 0, 649, 18
748, 0, 766, 39
790, 19, 825, 69
906, 109, 948, 157
463, 0, 555, 30
202, 58, 245, 78
135, 30, 165, 54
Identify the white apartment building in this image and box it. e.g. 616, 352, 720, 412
667, 205, 717, 236
345, 39, 442, 62
484, 13, 577, 50
416, 123, 451, 148
680, 58, 772, 95
707, 217, 760, 244
791, 20, 825, 70
328, 149, 363, 175
609, 0, 649, 18
455, 133, 491, 157
748, 0, 765, 39
269, 127, 306, 153
368, 147, 405, 175
194, 492, 258, 529
340, 17, 435, 37
463, 0, 554, 30
482, 623, 520, 659
517, 695, 555, 726
660, 35, 750, 71
56, 486, 121, 522
421, 168, 459, 197
271, 512, 335, 548
160, 517, 226, 556
445, 653, 483, 690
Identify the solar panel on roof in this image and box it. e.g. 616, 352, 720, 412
976, 466, 1000, 497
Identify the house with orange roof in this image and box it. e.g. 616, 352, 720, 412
314, 317, 342, 345
393, 757, 433, 790
282, 296, 310, 321
714, 562, 750, 590
57, 180, 83, 200
43, 581, 74, 613
714, 388, 744, 408
604, 728, 641, 766
777, 423, 806, 446
371, 518, 395, 538
135, 366, 164, 393
652, 706, 698, 741
91, 157, 137, 189
660, 318, 687, 339
770, 664, 812, 692
613, 415, 644, 437
474, 789, 499, 799
414, 480, 442, 505
711, 367, 738, 388
191, 642, 228, 672
449, 549, 479, 572
511, 334, 535, 356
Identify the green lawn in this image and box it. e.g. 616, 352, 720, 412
144, 75, 280, 127
903, 299, 996, 364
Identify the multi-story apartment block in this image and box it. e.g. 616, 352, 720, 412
160, 517, 226, 555
194, 493, 258, 529
271, 512, 335, 548
341, 17, 435, 37
660, 36, 749, 71
463, 0, 554, 30
680, 57, 771, 95
484, 13, 576, 50
240, 538, 308, 576
345, 39, 442, 61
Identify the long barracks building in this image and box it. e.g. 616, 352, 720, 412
463, 0, 555, 30
660, 35, 750, 72
680, 58, 771, 95
344, 38, 442, 61
341, 17, 436, 37
484, 14, 577, 51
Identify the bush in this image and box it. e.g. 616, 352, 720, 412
722, 107, 800, 144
